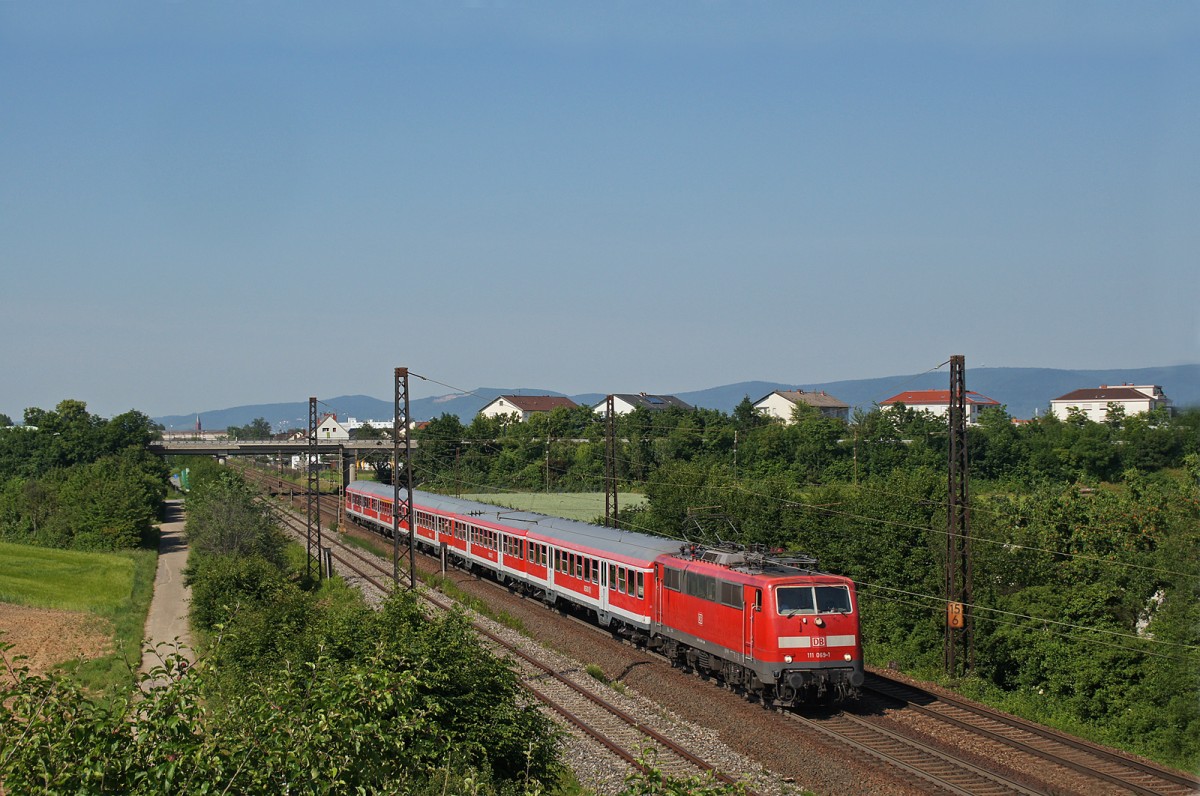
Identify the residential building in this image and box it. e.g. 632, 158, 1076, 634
317, 414, 350, 440
1049, 384, 1173, 423
592, 393, 693, 417
879, 390, 1000, 425
478, 395, 579, 422
753, 390, 850, 423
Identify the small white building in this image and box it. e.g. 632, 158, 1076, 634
1049, 384, 1172, 423
879, 390, 1000, 425
753, 390, 850, 423
478, 395, 579, 422
592, 393, 693, 417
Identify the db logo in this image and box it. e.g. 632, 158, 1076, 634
812, 637, 827, 647
697, 613, 704, 626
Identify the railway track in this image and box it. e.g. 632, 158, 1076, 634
785, 708, 1042, 796
254, 487, 765, 795
861, 675, 1200, 796
240, 466, 1199, 795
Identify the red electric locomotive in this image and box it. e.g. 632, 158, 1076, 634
345, 481, 864, 706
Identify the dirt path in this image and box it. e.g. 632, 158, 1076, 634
139, 500, 194, 678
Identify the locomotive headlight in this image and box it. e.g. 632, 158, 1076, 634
843, 653, 852, 661
784, 655, 794, 663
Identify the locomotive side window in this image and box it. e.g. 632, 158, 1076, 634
816, 585, 853, 614
685, 572, 717, 602
663, 567, 682, 592
719, 581, 741, 608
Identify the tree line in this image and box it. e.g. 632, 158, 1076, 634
0, 400, 167, 550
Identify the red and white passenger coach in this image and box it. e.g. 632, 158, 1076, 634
345, 481, 864, 705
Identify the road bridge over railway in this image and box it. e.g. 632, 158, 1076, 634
148, 438, 413, 489
148, 439, 405, 457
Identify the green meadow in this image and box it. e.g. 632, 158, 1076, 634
0, 541, 139, 612
0, 539, 159, 693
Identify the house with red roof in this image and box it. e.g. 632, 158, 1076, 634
478, 395, 579, 422
879, 389, 1000, 425
1049, 384, 1172, 423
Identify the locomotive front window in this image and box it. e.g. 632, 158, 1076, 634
815, 585, 852, 614
776, 587, 815, 615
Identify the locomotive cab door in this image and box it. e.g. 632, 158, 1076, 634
743, 586, 759, 662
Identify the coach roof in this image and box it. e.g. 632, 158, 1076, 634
347, 481, 682, 564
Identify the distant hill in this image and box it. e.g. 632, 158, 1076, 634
154, 365, 1198, 432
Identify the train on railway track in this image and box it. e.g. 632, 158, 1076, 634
344, 481, 864, 706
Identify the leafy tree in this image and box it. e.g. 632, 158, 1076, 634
731, 395, 767, 431
227, 417, 272, 440
184, 469, 286, 565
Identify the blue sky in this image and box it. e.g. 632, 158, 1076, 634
2, 2, 1197, 421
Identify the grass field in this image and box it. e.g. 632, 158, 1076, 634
454, 491, 646, 522
0, 538, 159, 693
0, 541, 140, 612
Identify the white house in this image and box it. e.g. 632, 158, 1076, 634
879, 390, 1000, 425
478, 395, 578, 422
753, 390, 850, 423
1049, 384, 1173, 423
317, 414, 350, 440
592, 393, 693, 417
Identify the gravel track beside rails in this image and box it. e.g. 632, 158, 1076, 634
862, 676, 1200, 796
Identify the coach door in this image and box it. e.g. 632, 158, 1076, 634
652, 564, 662, 631
599, 559, 609, 617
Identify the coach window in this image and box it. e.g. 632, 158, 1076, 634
592, 560, 600, 584
637, 572, 645, 598
608, 564, 617, 591
617, 567, 626, 594
576, 556, 583, 578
